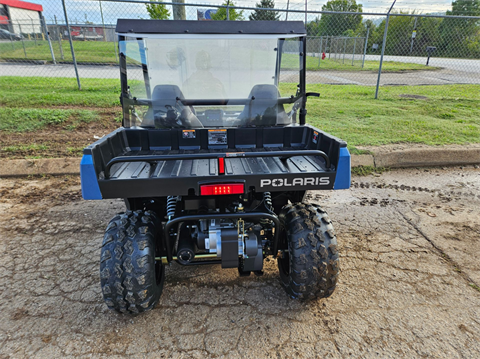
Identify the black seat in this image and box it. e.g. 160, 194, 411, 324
238, 84, 289, 126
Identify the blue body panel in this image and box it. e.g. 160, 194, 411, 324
80, 155, 102, 200
333, 147, 351, 190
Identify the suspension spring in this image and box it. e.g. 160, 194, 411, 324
264, 192, 274, 214
166, 196, 178, 219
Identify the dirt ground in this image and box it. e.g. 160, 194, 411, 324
0, 167, 479, 359
0, 109, 119, 159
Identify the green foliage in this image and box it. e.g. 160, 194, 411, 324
466, 34, 480, 56
439, 0, 480, 57
373, 11, 421, 56
145, 0, 170, 20
249, 0, 280, 21
306, 17, 322, 36
315, 0, 363, 36
449, 0, 480, 16
369, 6, 480, 59
211, 1, 245, 20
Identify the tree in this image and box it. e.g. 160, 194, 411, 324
465, 28, 480, 58
306, 16, 322, 36
211, 1, 245, 20
249, 0, 279, 21
145, 0, 170, 20
448, 0, 480, 16
439, 0, 480, 57
318, 0, 363, 36
374, 11, 416, 56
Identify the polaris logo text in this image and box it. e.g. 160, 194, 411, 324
260, 177, 330, 187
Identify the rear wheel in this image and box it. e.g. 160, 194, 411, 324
100, 210, 165, 314
278, 203, 339, 300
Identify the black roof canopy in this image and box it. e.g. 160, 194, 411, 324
116, 19, 306, 35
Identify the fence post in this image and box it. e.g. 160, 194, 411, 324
352, 37, 357, 66
342, 37, 346, 64
226, 0, 230, 20
114, 34, 118, 63
328, 36, 331, 59
285, 0, 290, 21
54, 16, 65, 60
9, 21, 14, 50
18, 22, 27, 58
99, 0, 106, 41
42, 16, 56, 64
410, 16, 418, 53
375, 0, 396, 99
61, 0, 81, 90
32, 19, 38, 46
173, 0, 186, 20
334, 38, 337, 61
362, 27, 369, 68
318, 36, 323, 67
304, 0, 307, 24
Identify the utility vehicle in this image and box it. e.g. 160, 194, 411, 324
80, 20, 350, 314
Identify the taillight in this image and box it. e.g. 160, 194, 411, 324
218, 157, 225, 174
200, 183, 244, 196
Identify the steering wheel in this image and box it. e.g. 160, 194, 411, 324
154, 105, 203, 129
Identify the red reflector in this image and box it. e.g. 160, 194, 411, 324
200, 183, 244, 196
218, 157, 225, 174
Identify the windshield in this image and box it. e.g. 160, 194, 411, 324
120, 35, 303, 128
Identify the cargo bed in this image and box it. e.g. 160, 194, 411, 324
82, 125, 348, 199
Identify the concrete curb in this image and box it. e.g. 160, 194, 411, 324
0, 146, 479, 177
373, 146, 480, 168
351, 145, 480, 168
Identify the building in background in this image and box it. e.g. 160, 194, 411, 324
0, 0, 43, 34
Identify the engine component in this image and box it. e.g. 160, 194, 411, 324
207, 220, 222, 255
220, 228, 239, 268
196, 218, 263, 271
240, 230, 263, 273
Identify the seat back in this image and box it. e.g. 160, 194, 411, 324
239, 84, 289, 126
152, 84, 185, 115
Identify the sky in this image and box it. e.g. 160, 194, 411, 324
35, 0, 454, 25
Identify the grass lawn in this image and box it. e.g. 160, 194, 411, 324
0, 107, 98, 132
0, 40, 118, 64
0, 40, 437, 72
1, 76, 479, 159
305, 83, 480, 147
0, 76, 120, 108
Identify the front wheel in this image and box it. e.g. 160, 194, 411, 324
278, 203, 339, 300
100, 210, 165, 314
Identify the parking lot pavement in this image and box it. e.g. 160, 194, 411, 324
0, 166, 479, 358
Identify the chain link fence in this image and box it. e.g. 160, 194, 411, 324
0, 0, 479, 98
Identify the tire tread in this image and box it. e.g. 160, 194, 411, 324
278, 203, 339, 300
100, 210, 164, 314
